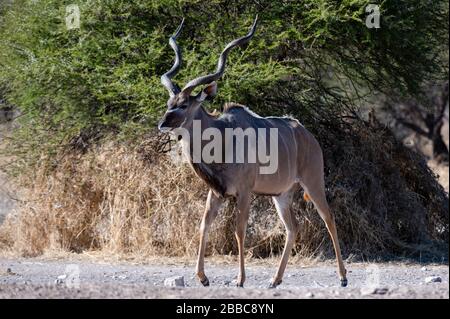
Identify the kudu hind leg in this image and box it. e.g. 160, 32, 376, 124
302, 178, 347, 287
269, 190, 299, 288
196, 189, 222, 287
234, 193, 251, 287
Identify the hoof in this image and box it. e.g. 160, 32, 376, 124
340, 278, 348, 287
236, 283, 244, 288
268, 280, 282, 289
200, 277, 210, 287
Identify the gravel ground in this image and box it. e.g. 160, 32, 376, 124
0, 258, 448, 299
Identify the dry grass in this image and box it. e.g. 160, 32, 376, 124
428, 160, 449, 193
0, 120, 448, 262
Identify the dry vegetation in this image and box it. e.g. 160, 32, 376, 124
0, 119, 447, 262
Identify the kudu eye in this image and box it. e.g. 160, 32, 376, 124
179, 104, 188, 110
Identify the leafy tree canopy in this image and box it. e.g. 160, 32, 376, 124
0, 0, 448, 158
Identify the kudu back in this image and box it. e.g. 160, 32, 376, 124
158, 16, 347, 288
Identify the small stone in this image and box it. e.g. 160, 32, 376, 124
305, 292, 314, 298
425, 276, 442, 283
373, 287, 389, 295
3, 268, 17, 276
164, 276, 185, 287
54, 274, 67, 285
421, 266, 428, 271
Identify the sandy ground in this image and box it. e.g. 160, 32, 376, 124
0, 258, 448, 299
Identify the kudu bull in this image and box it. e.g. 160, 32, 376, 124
158, 17, 347, 288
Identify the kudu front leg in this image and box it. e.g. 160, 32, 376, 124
269, 190, 298, 288
235, 193, 251, 287
196, 189, 222, 287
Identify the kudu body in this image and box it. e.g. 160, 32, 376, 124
158, 17, 347, 288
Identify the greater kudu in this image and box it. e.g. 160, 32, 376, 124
158, 17, 348, 288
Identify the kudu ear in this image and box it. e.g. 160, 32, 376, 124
196, 82, 218, 102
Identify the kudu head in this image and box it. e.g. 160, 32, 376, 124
158, 16, 258, 132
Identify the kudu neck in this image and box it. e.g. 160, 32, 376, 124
178, 104, 218, 165
186, 105, 216, 132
